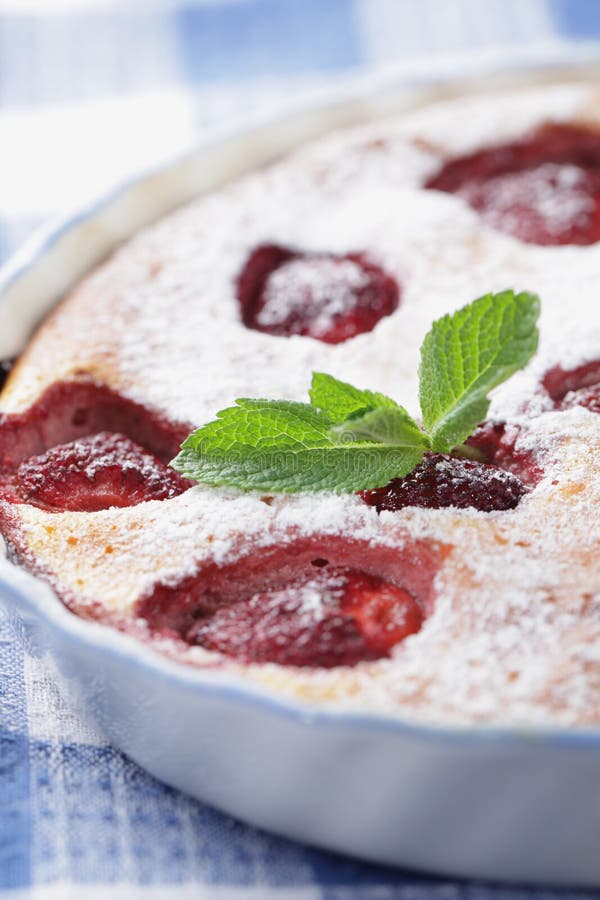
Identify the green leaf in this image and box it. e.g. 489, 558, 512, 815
171, 397, 426, 493
418, 290, 540, 452
172, 290, 541, 496
309, 371, 399, 421
333, 406, 430, 449
311, 371, 429, 451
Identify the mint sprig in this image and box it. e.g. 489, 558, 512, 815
309, 371, 400, 419
172, 393, 427, 493
171, 290, 540, 493
419, 290, 540, 452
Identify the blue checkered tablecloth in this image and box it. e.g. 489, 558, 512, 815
1, 1, 600, 897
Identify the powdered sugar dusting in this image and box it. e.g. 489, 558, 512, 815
258, 256, 370, 334
1, 84, 600, 726
460, 162, 598, 242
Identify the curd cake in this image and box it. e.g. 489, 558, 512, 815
0, 84, 599, 726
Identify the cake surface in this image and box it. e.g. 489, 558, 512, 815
1, 83, 599, 726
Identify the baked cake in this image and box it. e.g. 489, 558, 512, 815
0, 84, 599, 727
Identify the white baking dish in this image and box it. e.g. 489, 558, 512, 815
1, 64, 599, 887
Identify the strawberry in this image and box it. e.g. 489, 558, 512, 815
466, 422, 542, 487
16, 431, 190, 512
561, 384, 600, 413
543, 360, 600, 412
187, 567, 422, 667
427, 124, 600, 246
237, 244, 400, 344
361, 452, 527, 513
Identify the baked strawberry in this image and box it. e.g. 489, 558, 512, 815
187, 568, 422, 667
360, 452, 527, 513
543, 360, 600, 412
16, 431, 190, 512
561, 385, 600, 413
426, 124, 600, 245
341, 574, 423, 655
237, 244, 400, 343
466, 421, 542, 487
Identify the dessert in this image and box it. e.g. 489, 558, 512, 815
0, 84, 599, 726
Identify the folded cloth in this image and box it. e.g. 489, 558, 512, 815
0, 1, 598, 896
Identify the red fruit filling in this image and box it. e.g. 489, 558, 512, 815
139, 537, 446, 668
361, 452, 528, 514
237, 244, 400, 343
542, 359, 600, 412
14, 431, 190, 512
425, 124, 600, 245
189, 568, 422, 667
466, 421, 542, 487
0, 380, 190, 477
561, 385, 600, 413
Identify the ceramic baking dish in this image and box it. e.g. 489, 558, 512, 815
1, 63, 599, 887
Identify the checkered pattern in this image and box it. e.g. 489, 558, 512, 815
1, 1, 599, 896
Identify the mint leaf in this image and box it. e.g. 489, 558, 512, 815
171, 397, 426, 493
333, 406, 430, 449
309, 371, 399, 420
419, 290, 540, 452
172, 290, 541, 495
311, 371, 429, 450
